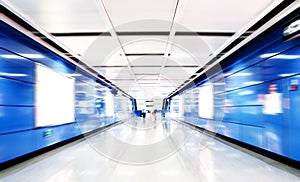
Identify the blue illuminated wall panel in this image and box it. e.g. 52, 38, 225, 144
0, 106, 34, 134
228, 85, 262, 106
261, 80, 286, 155
0, 48, 35, 134
240, 125, 264, 148
220, 122, 240, 141
0, 78, 33, 105
262, 46, 300, 81
0, 20, 133, 164
287, 76, 300, 160
0, 49, 35, 83
225, 64, 262, 91
0, 130, 36, 163
169, 10, 300, 162
33, 123, 81, 149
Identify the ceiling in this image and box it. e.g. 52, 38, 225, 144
4, 0, 280, 100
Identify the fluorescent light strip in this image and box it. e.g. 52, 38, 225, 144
1, 54, 44, 59
0, 72, 28, 77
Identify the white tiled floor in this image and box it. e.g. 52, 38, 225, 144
1, 115, 300, 182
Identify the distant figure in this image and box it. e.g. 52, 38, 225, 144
152, 109, 157, 121
161, 110, 166, 118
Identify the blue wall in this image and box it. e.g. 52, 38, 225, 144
0, 22, 133, 163
169, 10, 300, 161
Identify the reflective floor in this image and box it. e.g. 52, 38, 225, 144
1, 115, 300, 182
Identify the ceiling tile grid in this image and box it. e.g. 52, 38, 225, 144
5, 0, 279, 99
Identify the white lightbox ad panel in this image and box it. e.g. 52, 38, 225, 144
198, 83, 214, 119
105, 91, 114, 117
35, 64, 75, 127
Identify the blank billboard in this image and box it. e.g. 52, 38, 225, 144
198, 83, 214, 119
35, 64, 75, 127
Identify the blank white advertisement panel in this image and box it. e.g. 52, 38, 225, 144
198, 83, 214, 119
35, 64, 75, 127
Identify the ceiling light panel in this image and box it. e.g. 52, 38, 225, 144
133, 67, 161, 75
128, 56, 164, 67
165, 55, 200, 66
123, 39, 167, 54
157, 81, 175, 87
136, 75, 159, 81
161, 72, 189, 80
81, 36, 127, 66
138, 79, 158, 84
102, 0, 177, 30
176, 0, 273, 31
200, 36, 232, 53
55, 36, 99, 56
166, 42, 209, 66
162, 67, 197, 77
8, 0, 111, 32
171, 36, 212, 58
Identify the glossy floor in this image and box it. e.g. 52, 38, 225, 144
1, 115, 300, 182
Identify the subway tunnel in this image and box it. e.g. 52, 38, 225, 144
0, 0, 300, 181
